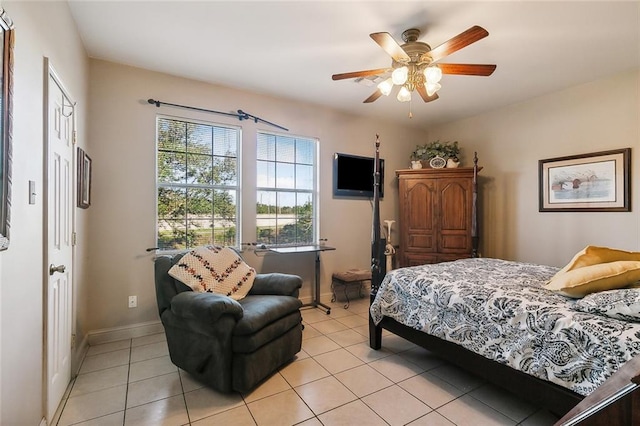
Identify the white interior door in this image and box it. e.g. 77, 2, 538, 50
46, 70, 74, 421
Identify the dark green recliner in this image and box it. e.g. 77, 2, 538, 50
154, 253, 303, 393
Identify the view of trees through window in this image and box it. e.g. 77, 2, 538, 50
256, 133, 317, 246
156, 117, 239, 250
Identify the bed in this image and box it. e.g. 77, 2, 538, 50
367, 140, 640, 419
369, 257, 640, 415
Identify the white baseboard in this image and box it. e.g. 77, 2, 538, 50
85, 291, 352, 347
87, 320, 164, 346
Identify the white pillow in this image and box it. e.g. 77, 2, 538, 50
572, 288, 640, 322
169, 246, 255, 300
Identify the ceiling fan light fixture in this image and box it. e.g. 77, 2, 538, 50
397, 85, 412, 102
424, 65, 442, 84
334, 26, 495, 112
391, 66, 408, 85
377, 78, 393, 96
426, 82, 441, 97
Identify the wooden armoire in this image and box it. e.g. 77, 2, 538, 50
396, 166, 480, 267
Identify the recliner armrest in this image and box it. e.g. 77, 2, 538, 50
250, 273, 302, 297
170, 291, 244, 323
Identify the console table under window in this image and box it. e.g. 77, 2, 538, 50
266, 245, 336, 315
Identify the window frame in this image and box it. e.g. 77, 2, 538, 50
256, 131, 319, 247
155, 114, 242, 252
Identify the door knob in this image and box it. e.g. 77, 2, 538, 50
49, 264, 66, 275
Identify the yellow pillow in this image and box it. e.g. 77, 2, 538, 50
544, 261, 640, 298
553, 246, 640, 279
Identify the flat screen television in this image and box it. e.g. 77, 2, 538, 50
333, 152, 384, 198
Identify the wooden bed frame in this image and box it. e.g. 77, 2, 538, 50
366, 139, 639, 421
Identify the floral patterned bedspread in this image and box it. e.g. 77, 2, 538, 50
370, 258, 640, 396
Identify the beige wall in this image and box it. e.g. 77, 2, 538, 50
0, 1, 89, 424
85, 59, 425, 332
428, 70, 640, 265
83, 63, 640, 334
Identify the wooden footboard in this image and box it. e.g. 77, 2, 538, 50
369, 315, 583, 416
555, 356, 640, 425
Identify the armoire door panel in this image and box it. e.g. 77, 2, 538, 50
439, 234, 470, 251
405, 253, 438, 266
406, 179, 436, 231
439, 179, 470, 231
408, 234, 434, 249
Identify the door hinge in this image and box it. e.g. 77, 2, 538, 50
72, 232, 77, 246
71, 333, 76, 349
72, 130, 77, 145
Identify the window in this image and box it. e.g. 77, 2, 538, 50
256, 132, 317, 246
156, 116, 240, 250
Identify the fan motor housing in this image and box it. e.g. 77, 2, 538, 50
393, 28, 432, 68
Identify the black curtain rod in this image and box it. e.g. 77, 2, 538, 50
147, 98, 289, 132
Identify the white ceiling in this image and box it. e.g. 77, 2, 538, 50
67, 1, 640, 129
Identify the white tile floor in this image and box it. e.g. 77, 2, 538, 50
53, 298, 561, 425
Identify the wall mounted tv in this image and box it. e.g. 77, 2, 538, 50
333, 152, 384, 198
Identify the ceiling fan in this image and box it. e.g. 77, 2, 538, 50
332, 26, 496, 104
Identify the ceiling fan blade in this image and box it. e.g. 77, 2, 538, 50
428, 26, 489, 62
363, 89, 383, 103
416, 85, 439, 103
332, 68, 389, 81
370, 32, 411, 62
439, 63, 496, 76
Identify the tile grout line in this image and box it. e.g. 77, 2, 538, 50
121, 338, 133, 426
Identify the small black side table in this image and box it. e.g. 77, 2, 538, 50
267, 245, 336, 315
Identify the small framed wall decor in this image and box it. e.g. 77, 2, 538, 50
77, 147, 92, 209
539, 148, 630, 212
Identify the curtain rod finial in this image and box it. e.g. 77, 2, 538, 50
147, 99, 160, 107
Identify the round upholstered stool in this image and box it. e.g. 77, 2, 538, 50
331, 269, 372, 309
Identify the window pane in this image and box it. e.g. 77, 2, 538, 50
213, 127, 238, 157
295, 164, 313, 190
276, 163, 295, 189
187, 123, 212, 155
256, 219, 276, 245
296, 193, 313, 218
158, 220, 187, 251
256, 160, 275, 187
296, 193, 313, 244
187, 153, 212, 185
158, 118, 186, 152
296, 139, 314, 165
188, 219, 214, 247
158, 151, 186, 184
257, 190, 276, 215
257, 133, 275, 161
213, 222, 236, 246
213, 189, 236, 220
276, 191, 296, 245
277, 192, 295, 214
213, 157, 237, 185
276, 137, 295, 163
186, 188, 212, 216
158, 186, 186, 220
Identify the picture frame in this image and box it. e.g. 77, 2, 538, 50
539, 148, 630, 212
77, 147, 92, 209
0, 8, 14, 251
